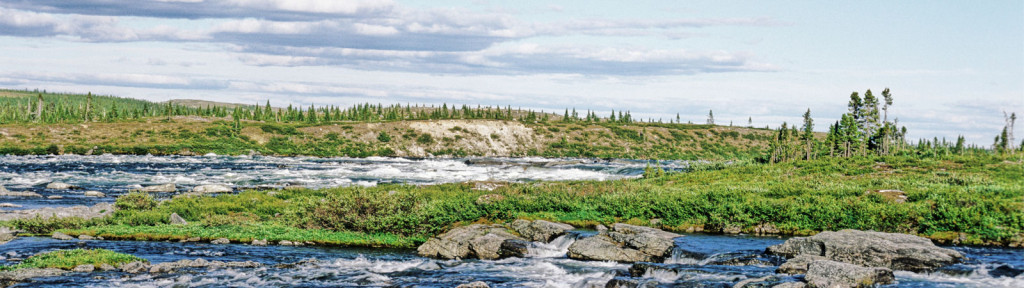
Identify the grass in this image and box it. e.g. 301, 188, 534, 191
0, 249, 144, 271
4, 153, 1012, 249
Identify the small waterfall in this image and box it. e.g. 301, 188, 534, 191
664, 247, 706, 265
526, 234, 577, 258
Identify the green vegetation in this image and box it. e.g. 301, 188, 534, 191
3, 153, 1015, 248
0, 249, 144, 271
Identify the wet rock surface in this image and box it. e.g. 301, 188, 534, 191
45, 182, 77, 190
567, 223, 680, 263
767, 229, 961, 272
0, 227, 19, 245
804, 260, 894, 288
509, 219, 574, 242
417, 224, 526, 260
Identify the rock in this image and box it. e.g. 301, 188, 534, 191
568, 223, 680, 263
73, 264, 95, 272
722, 225, 743, 234
777, 254, 828, 274
989, 264, 1024, 278
98, 263, 116, 271
78, 234, 96, 240
733, 276, 778, 288
596, 224, 608, 233
192, 184, 232, 194
251, 239, 268, 246
804, 260, 894, 288
509, 219, 574, 242
752, 223, 781, 235
149, 258, 260, 273
456, 281, 490, 288
180, 237, 201, 243
279, 240, 294, 246
772, 282, 806, 288
46, 182, 77, 190
84, 191, 105, 197
140, 183, 176, 193
498, 239, 533, 258
0, 268, 67, 282
0, 203, 114, 222
169, 213, 187, 225
0, 203, 21, 208
52, 232, 74, 240
475, 194, 505, 205
766, 229, 962, 272
865, 189, 907, 203
47, 195, 63, 199
0, 227, 19, 245
417, 224, 526, 260
211, 238, 230, 244
0, 187, 42, 197
118, 261, 151, 273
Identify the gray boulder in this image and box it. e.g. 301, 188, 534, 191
211, 238, 230, 244
567, 223, 680, 263
52, 232, 74, 240
767, 229, 961, 272
498, 239, 533, 258
169, 213, 187, 225
78, 234, 96, 240
46, 182, 76, 190
192, 184, 232, 194
140, 183, 176, 193
0, 268, 67, 282
72, 264, 95, 272
0, 227, 19, 245
777, 254, 828, 274
804, 260, 894, 288
509, 219, 574, 242
118, 261, 151, 273
251, 239, 268, 246
84, 191, 105, 197
417, 224, 526, 260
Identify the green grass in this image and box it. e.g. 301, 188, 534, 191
0, 249, 144, 271
18, 153, 1013, 248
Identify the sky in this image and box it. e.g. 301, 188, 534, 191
0, 1, 1021, 145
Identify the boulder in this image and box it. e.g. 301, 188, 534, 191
456, 281, 490, 288
84, 191, 105, 197
279, 240, 294, 246
98, 263, 116, 271
568, 223, 680, 263
47, 195, 63, 199
211, 238, 230, 244
767, 229, 961, 272
52, 232, 74, 240
509, 219, 574, 242
72, 264, 95, 272
140, 183, 176, 193
169, 213, 187, 225
192, 184, 232, 194
417, 224, 526, 260
0, 203, 21, 208
46, 182, 77, 190
0, 227, 19, 245
118, 261, 151, 273
804, 260, 894, 288
0, 268, 67, 282
777, 254, 828, 274
78, 234, 96, 240
251, 239, 268, 246
498, 239, 533, 258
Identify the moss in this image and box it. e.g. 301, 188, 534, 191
0, 249, 145, 271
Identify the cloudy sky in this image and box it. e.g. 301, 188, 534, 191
0, 1, 1020, 144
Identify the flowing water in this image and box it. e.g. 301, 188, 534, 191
1, 155, 1021, 287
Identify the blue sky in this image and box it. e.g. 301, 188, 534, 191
0, 0, 1020, 145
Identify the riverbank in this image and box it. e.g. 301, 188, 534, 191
4, 153, 1019, 248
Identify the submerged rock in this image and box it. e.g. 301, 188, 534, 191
417, 224, 526, 260
169, 213, 187, 225
52, 232, 74, 240
46, 182, 77, 190
192, 184, 232, 194
567, 223, 680, 263
509, 219, 574, 242
84, 191, 105, 197
140, 183, 176, 193
0, 186, 42, 197
767, 229, 961, 272
47, 195, 63, 199
804, 260, 894, 288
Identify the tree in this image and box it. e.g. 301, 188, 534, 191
801, 108, 814, 160
706, 110, 715, 125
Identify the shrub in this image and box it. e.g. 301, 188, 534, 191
115, 192, 157, 211
377, 131, 391, 143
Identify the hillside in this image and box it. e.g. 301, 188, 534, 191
0, 89, 772, 159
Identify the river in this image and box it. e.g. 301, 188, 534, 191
0, 155, 1021, 287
